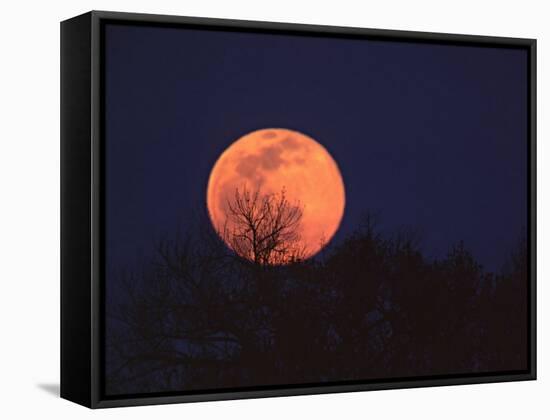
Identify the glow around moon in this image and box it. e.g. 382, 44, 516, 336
207, 128, 345, 262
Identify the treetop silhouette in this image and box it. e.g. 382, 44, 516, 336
221, 185, 306, 265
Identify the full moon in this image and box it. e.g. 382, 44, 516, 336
207, 128, 345, 263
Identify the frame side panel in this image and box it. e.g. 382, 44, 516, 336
61, 12, 93, 408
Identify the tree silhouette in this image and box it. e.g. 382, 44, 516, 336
221, 186, 306, 265
105, 211, 529, 395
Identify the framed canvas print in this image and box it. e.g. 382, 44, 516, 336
60, 11, 536, 408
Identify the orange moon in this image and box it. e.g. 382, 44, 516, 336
206, 128, 345, 261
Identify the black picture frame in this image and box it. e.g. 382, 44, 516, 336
60, 10, 537, 408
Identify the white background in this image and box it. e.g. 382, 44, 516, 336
0, 0, 547, 418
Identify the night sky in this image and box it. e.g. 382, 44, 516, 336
104, 22, 528, 274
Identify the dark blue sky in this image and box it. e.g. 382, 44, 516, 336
105, 23, 527, 273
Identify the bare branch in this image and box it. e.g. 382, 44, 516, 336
221, 185, 306, 265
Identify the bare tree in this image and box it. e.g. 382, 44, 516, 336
222, 186, 306, 265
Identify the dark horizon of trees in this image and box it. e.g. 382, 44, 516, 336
104, 190, 528, 396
